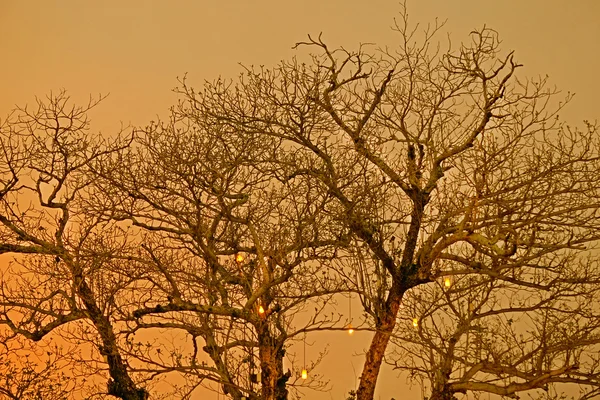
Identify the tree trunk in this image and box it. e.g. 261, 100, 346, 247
355, 284, 403, 400
429, 388, 457, 400
258, 325, 289, 400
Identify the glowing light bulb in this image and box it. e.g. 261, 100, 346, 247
301, 369, 308, 379
444, 277, 451, 288
258, 305, 265, 314
236, 253, 244, 263
348, 325, 354, 335
412, 318, 419, 328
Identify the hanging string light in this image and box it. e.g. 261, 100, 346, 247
258, 305, 265, 314
236, 253, 244, 263
412, 318, 419, 328
301, 333, 308, 379
444, 276, 452, 288
348, 293, 354, 335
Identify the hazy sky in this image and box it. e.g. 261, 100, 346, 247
1, 1, 599, 399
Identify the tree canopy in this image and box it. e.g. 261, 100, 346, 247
1, 7, 599, 400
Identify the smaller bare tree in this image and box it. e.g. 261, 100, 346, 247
0, 92, 148, 400
89, 107, 352, 400
391, 264, 600, 400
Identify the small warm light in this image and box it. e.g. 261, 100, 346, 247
412, 318, 419, 328
301, 369, 308, 379
258, 305, 265, 314
444, 277, 452, 288
236, 253, 244, 263
348, 325, 354, 335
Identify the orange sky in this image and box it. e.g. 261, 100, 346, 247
1, 1, 599, 399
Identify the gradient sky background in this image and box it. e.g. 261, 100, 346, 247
1, 1, 599, 399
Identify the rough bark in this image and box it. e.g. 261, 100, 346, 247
257, 322, 289, 400
429, 389, 458, 400
355, 283, 403, 400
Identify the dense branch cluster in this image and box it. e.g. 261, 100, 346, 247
0, 7, 599, 400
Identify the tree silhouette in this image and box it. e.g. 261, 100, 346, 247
176, 5, 600, 399
89, 110, 347, 399
1, 5, 600, 400
0, 92, 148, 399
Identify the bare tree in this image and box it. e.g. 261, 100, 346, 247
173, 5, 600, 400
3, 5, 600, 400
392, 267, 600, 400
89, 109, 350, 399
0, 92, 149, 400
0, 93, 353, 400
